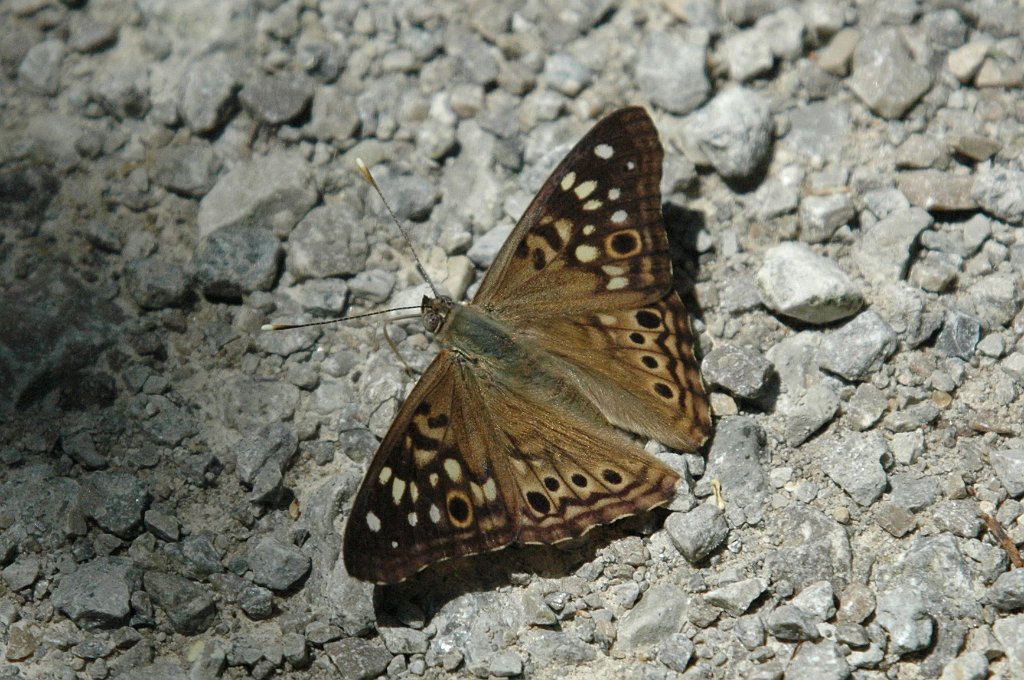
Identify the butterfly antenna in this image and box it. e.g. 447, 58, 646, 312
261, 306, 421, 332
357, 158, 440, 299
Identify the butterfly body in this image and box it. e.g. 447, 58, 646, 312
343, 108, 712, 584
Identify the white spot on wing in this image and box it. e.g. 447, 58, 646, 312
410, 482, 419, 503
560, 171, 576, 191
483, 478, 498, 502
607, 276, 628, 290
583, 224, 596, 236
626, 161, 636, 170
444, 458, 463, 482
608, 188, 621, 200
378, 467, 392, 484
575, 244, 599, 263
407, 511, 418, 527
594, 144, 614, 159
429, 473, 439, 487
574, 180, 597, 200
429, 504, 441, 523
392, 478, 406, 505
612, 210, 627, 223
602, 264, 625, 276
391, 541, 398, 549
583, 199, 603, 211
366, 512, 381, 532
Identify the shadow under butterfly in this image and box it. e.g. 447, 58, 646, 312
339, 107, 714, 585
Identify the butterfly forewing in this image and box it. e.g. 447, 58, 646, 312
475, 107, 671, 318
342, 352, 518, 584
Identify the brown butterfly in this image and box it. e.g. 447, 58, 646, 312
342, 107, 712, 584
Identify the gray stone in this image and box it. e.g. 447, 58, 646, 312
939, 651, 988, 680
701, 345, 774, 400
1, 555, 40, 591
757, 8, 805, 60
791, 581, 836, 621
853, 207, 933, 285
197, 152, 317, 239
125, 257, 190, 310
249, 537, 310, 592
179, 52, 240, 134
144, 507, 180, 542
837, 583, 876, 624
784, 383, 840, 446
799, 193, 855, 243
986, 570, 1024, 611
370, 172, 440, 223
816, 27, 859, 76
152, 142, 217, 198
62, 430, 107, 470
323, 637, 392, 680
236, 424, 298, 487
935, 310, 982, 360
306, 86, 360, 142
282, 279, 349, 318
18, 39, 64, 95
888, 473, 941, 512
379, 625, 429, 655
994, 616, 1024, 677
723, 28, 774, 82
875, 534, 980, 673
143, 571, 217, 635
786, 640, 851, 680
835, 622, 870, 648
972, 165, 1024, 225
684, 87, 773, 180
876, 587, 933, 655
848, 28, 931, 118
91, 62, 150, 119
68, 14, 118, 53
765, 507, 852, 591
636, 32, 709, 115
239, 72, 313, 125
872, 282, 942, 348
703, 417, 769, 526
992, 449, 1024, 498
81, 472, 150, 538
488, 650, 523, 677
194, 224, 281, 299
818, 311, 898, 382
520, 628, 596, 665
846, 383, 888, 431
52, 557, 142, 628
0, 268, 123, 416
665, 501, 728, 564
704, 578, 768, 616
875, 501, 917, 538
819, 430, 889, 507
656, 633, 695, 673
467, 223, 514, 269
898, 171, 977, 212
896, 135, 950, 170
238, 585, 273, 620
189, 640, 227, 679
767, 604, 820, 641
542, 53, 591, 96
734, 614, 766, 650
756, 242, 863, 324
616, 583, 689, 648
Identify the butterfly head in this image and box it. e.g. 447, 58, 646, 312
421, 295, 453, 334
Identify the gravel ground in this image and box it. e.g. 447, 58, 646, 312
3, 0, 1024, 678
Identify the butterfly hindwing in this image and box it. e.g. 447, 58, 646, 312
475, 106, 671, 318
529, 291, 712, 451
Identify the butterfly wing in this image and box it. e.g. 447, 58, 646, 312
474, 107, 671, 319
530, 292, 712, 451
473, 106, 711, 451
342, 351, 519, 584
342, 349, 683, 584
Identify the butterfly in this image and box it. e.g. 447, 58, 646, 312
342, 107, 712, 584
